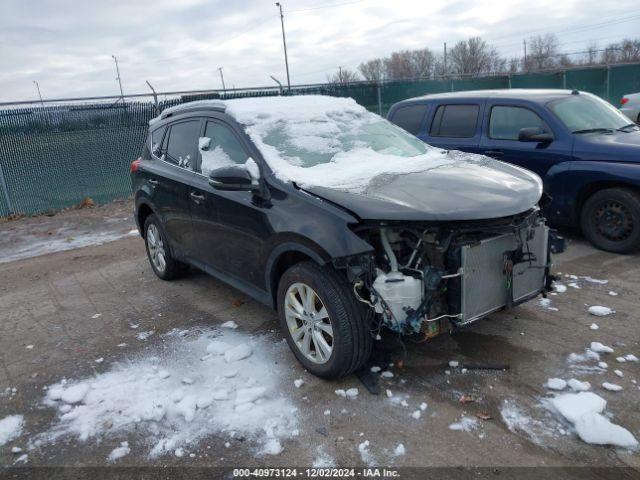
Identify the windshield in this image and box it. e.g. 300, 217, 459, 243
548, 94, 631, 133
261, 112, 428, 167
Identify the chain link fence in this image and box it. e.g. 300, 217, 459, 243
1, 63, 639, 217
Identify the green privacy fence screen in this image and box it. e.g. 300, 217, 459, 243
1, 63, 639, 217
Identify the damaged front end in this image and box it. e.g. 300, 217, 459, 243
336, 209, 564, 339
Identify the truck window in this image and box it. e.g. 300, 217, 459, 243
391, 105, 428, 135
489, 106, 547, 140
430, 104, 479, 138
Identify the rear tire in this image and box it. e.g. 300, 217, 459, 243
277, 261, 372, 379
580, 188, 640, 254
144, 214, 189, 280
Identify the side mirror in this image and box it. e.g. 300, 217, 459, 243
518, 127, 553, 143
208, 165, 259, 191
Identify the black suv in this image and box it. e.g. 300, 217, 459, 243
131, 96, 558, 379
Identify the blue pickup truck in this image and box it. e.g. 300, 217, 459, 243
387, 89, 640, 253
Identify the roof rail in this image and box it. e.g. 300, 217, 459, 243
150, 100, 227, 125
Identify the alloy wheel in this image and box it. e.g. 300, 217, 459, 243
146, 223, 167, 273
284, 282, 334, 364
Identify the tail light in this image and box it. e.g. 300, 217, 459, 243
621, 97, 629, 106
130, 157, 142, 173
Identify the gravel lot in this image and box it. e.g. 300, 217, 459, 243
0, 200, 638, 476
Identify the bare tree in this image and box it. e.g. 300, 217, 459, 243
526, 34, 559, 70
411, 48, 436, 78
384, 50, 414, 80
359, 58, 385, 82
603, 38, 640, 63
448, 37, 503, 76
508, 56, 520, 73
327, 67, 360, 85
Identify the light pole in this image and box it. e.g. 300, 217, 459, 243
218, 67, 226, 93
33, 80, 44, 107
275, 2, 291, 92
112, 55, 125, 101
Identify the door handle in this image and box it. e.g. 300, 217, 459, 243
483, 150, 503, 157
148, 179, 159, 186
190, 192, 205, 203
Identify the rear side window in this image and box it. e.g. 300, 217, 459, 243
150, 126, 166, 155
165, 121, 200, 169
391, 105, 428, 135
489, 106, 547, 140
430, 104, 479, 138
199, 122, 249, 176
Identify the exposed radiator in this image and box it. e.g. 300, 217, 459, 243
459, 222, 548, 325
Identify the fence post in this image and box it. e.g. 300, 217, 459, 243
562, 71, 566, 89
606, 65, 611, 102
377, 82, 382, 116
0, 163, 14, 215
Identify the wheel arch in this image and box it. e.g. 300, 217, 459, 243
576, 181, 640, 220
136, 201, 155, 239
266, 242, 330, 309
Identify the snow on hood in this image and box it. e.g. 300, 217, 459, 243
224, 95, 459, 192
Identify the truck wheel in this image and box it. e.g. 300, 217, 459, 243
277, 261, 372, 379
581, 188, 640, 253
144, 214, 189, 280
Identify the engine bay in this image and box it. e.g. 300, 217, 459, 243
341, 209, 554, 338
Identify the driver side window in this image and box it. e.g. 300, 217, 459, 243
199, 122, 249, 177
489, 106, 550, 140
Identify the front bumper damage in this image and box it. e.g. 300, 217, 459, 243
339, 209, 566, 339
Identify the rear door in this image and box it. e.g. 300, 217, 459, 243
421, 101, 485, 153
480, 102, 571, 179
145, 119, 201, 256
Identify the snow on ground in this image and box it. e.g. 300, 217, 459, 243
0, 415, 24, 446
546, 378, 567, 391
448, 416, 479, 432
538, 298, 558, 311
35, 328, 297, 458
500, 399, 560, 446
549, 392, 637, 448
588, 306, 615, 317
0, 229, 138, 264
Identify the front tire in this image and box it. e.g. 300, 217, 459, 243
277, 261, 372, 379
143, 214, 188, 280
581, 188, 640, 254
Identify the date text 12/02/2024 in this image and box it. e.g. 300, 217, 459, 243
233, 468, 400, 478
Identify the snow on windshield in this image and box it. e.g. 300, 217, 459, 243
225, 96, 453, 192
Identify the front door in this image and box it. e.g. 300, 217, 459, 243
188, 118, 271, 290
479, 103, 571, 180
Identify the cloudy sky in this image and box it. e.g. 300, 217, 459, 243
1, 0, 638, 102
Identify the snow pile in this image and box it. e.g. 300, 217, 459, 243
394, 443, 406, 456
602, 382, 622, 392
546, 378, 567, 391
107, 442, 131, 462
567, 379, 591, 391
550, 392, 637, 448
224, 96, 460, 192
588, 306, 615, 317
0, 415, 24, 446
37, 328, 297, 457
590, 342, 613, 354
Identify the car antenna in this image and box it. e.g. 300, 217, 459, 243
571, 89, 579, 95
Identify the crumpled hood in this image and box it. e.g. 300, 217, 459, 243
303, 153, 543, 221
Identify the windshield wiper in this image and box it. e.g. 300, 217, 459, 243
617, 123, 640, 132
572, 127, 615, 134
